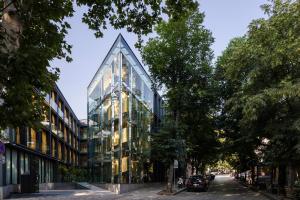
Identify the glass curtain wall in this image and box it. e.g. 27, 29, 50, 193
88, 36, 153, 184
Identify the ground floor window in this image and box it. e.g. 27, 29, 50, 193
3, 147, 54, 185
6, 148, 11, 185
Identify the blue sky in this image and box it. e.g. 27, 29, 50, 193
51, 0, 268, 120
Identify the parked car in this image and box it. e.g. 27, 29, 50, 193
209, 173, 215, 181
186, 175, 209, 192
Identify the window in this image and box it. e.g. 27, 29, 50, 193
102, 65, 112, 96
6, 148, 11, 185
52, 138, 56, 157
41, 130, 47, 154
58, 142, 62, 160
29, 128, 37, 150
113, 56, 120, 86
122, 54, 130, 86
12, 150, 17, 184
122, 127, 128, 143
20, 153, 24, 175
16, 128, 20, 144
113, 159, 119, 176
64, 127, 68, 142
121, 157, 128, 172
132, 67, 142, 97
24, 154, 29, 174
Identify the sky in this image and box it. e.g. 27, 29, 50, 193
51, 0, 268, 120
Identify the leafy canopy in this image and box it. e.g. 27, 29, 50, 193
0, 0, 197, 129
216, 0, 300, 165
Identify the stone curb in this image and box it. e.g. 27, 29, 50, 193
173, 187, 186, 195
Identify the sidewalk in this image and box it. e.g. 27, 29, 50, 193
237, 180, 285, 200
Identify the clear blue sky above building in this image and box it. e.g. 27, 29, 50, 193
51, 0, 268, 120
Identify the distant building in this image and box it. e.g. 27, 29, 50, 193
87, 34, 163, 184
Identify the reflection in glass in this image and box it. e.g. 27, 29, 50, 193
88, 36, 154, 184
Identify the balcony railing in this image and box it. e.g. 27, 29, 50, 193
64, 117, 69, 125
57, 130, 64, 138
51, 123, 58, 135
58, 108, 64, 119
41, 121, 50, 129
50, 99, 58, 112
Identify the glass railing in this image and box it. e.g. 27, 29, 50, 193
41, 121, 50, 129
51, 123, 58, 135
64, 117, 69, 125
50, 99, 58, 112
57, 130, 63, 138
58, 108, 64, 119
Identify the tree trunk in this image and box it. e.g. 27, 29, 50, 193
1, 0, 22, 53
166, 162, 174, 193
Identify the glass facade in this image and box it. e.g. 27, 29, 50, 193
88, 34, 153, 183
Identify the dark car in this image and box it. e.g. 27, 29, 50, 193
186, 175, 208, 192
209, 173, 215, 181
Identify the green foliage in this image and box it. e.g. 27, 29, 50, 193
216, 0, 300, 167
151, 118, 186, 165
0, 0, 73, 129
0, 0, 198, 129
59, 165, 89, 182
77, 0, 198, 39
142, 8, 218, 174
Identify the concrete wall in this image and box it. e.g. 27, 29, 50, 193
0, 184, 20, 199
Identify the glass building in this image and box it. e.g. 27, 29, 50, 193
88, 34, 157, 184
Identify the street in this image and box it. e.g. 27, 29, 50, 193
9, 175, 268, 200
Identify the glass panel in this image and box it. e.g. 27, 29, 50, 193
29, 128, 36, 150
42, 130, 47, 154
25, 154, 29, 174
132, 67, 142, 97
52, 138, 56, 157
122, 54, 131, 87
58, 142, 62, 160
20, 153, 24, 175
16, 128, 20, 144
113, 55, 120, 86
6, 148, 11, 184
102, 65, 112, 97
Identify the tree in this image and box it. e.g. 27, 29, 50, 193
141, 8, 214, 192
0, 0, 198, 129
215, 38, 261, 174
216, 0, 300, 185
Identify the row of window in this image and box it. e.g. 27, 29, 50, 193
49, 91, 80, 133
5, 148, 54, 185
4, 128, 79, 165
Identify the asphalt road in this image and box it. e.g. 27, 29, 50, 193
9, 175, 269, 200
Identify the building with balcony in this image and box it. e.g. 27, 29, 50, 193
79, 120, 88, 168
0, 85, 81, 197
87, 34, 163, 184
